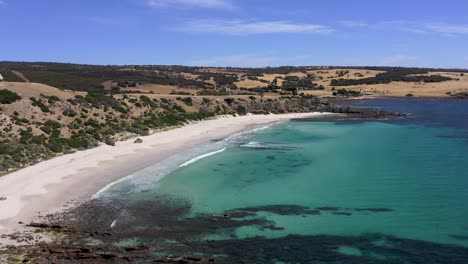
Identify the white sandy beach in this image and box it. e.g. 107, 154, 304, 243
0, 112, 330, 244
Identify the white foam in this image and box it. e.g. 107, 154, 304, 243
93, 123, 275, 199
179, 148, 226, 168
240, 141, 262, 148
223, 124, 272, 144
250, 125, 271, 133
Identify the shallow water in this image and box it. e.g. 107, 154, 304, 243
98, 99, 468, 262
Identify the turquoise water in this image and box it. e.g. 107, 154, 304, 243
150, 119, 468, 246
98, 99, 468, 262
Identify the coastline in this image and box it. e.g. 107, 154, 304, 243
0, 112, 331, 245
323, 95, 468, 105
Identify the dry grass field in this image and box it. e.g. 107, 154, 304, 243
0, 82, 86, 99
305, 70, 468, 98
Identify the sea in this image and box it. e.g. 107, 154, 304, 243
89, 99, 468, 263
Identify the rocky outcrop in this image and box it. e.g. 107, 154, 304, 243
292, 106, 406, 121
239, 98, 342, 114
3, 243, 215, 263
451, 92, 468, 99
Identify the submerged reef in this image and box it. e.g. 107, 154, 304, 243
4, 196, 468, 263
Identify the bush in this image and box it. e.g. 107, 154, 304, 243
48, 138, 64, 153
44, 120, 62, 129
202, 97, 212, 104
180, 97, 193, 106
224, 98, 235, 105
31, 97, 50, 112
0, 89, 22, 104
140, 95, 157, 108
47, 96, 61, 103
85, 94, 97, 105
333, 89, 362, 97
236, 105, 247, 115
105, 138, 116, 146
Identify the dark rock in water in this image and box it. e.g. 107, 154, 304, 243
286, 161, 314, 168
227, 205, 321, 216
266, 155, 276, 160
316, 206, 340, 211
450, 235, 468, 241
451, 92, 468, 99
7, 197, 468, 263
3, 243, 214, 263
0, 197, 6, 201
225, 211, 257, 218
354, 208, 394, 213
125, 245, 150, 252
293, 107, 406, 122
134, 138, 143, 144
260, 224, 285, 231
333, 212, 352, 216
8, 233, 468, 263
26, 222, 64, 230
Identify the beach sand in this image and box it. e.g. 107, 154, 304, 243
0, 112, 331, 245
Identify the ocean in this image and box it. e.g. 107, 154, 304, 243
91, 99, 468, 263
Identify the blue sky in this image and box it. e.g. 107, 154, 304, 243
1, 0, 468, 68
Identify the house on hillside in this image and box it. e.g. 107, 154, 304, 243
0, 74, 4, 82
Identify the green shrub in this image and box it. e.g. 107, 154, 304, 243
85, 94, 97, 105
31, 97, 50, 112
47, 96, 61, 103
0, 89, 22, 104
224, 98, 235, 105
181, 97, 193, 106
236, 105, 247, 115
140, 95, 157, 108
48, 138, 64, 153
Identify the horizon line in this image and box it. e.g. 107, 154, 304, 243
1, 60, 467, 71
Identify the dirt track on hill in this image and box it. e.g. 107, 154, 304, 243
11, 70, 30, 82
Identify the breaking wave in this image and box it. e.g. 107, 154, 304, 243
179, 148, 226, 168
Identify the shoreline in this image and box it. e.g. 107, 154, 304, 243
324, 95, 468, 104
0, 112, 331, 246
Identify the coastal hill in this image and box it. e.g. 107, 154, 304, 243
0, 62, 467, 174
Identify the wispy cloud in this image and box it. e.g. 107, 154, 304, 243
171, 20, 334, 35
191, 55, 276, 67
338, 20, 369, 28
146, 0, 235, 10
380, 55, 418, 66
351, 20, 468, 36
358, 20, 429, 34
424, 23, 468, 34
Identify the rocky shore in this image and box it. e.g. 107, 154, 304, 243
3, 198, 468, 263
292, 107, 406, 122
